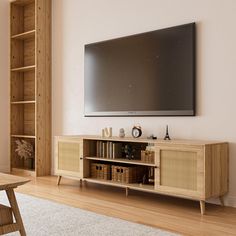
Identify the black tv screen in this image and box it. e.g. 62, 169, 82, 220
84, 23, 195, 116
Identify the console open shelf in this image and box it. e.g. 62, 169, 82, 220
84, 178, 155, 192
85, 156, 157, 167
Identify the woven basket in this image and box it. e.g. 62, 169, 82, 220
141, 150, 155, 164
91, 163, 111, 180
111, 165, 145, 184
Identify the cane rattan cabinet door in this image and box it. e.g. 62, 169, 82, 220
155, 146, 204, 199
55, 138, 83, 178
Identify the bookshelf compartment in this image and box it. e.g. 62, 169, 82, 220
11, 37, 35, 69
11, 1, 35, 36
11, 103, 35, 136
11, 136, 35, 171
95, 140, 148, 160
11, 70, 35, 102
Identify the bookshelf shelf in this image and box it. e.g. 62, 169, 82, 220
85, 156, 156, 167
11, 30, 35, 40
11, 101, 36, 104
84, 178, 155, 192
11, 65, 35, 72
11, 135, 36, 139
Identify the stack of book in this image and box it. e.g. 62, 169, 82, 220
96, 141, 122, 159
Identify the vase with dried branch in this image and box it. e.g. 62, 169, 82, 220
15, 140, 34, 169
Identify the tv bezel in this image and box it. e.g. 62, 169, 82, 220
84, 23, 196, 117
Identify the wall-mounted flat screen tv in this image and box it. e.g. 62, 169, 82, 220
84, 23, 195, 116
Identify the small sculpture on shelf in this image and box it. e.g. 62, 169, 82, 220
102, 127, 112, 138
164, 125, 171, 140
123, 144, 135, 160
119, 128, 125, 138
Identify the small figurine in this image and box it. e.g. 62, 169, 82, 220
147, 134, 157, 140
102, 127, 112, 138
164, 125, 171, 140
119, 128, 125, 138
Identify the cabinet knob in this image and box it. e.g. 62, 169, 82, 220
80, 157, 83, 160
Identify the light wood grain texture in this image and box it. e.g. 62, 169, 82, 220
0, 173, 29, 190
11, 65, 35, 72
11, 29, 35, 40
205, 143, 229, 199
57, 176, 61, 185
0, 204, 13, 226
10, 70, 35, 104
54, 137, 83, 181
12, 175, 236, 236
85, 156, 157, 167
23, 2, 35, 32
200, 200, 205, 215
0, 174, 29, 235
56, 135, 227, 146
54, 136, 229, 214
35, 0, 52, 176
6, 189, 26, 236
10, 0, 51, 176
12, 167, 36, 177
23, 38, 35, 67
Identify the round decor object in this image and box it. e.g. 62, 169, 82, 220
132, 125, 142, 138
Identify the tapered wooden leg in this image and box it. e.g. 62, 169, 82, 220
6, 189, 26, 236
57, 176, 62, 185
219, 196, 225, 206
79, 179, 83, 187
126, 187, 129, 197
200, 200, 205, 215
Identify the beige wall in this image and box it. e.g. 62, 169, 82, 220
0, 0, 10, 172
52, 0, 236, 206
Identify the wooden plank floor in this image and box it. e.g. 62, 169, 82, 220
14, 175, 236, 236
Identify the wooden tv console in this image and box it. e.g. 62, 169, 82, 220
54, 135, 228, 215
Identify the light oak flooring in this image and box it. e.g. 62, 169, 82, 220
13, 175, 236, 236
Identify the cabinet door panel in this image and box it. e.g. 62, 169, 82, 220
58, 142, 81, 172
55, 139, 83, 178
155, 146, 204, 198
160, 150, 197, 190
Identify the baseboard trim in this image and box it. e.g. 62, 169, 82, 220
207, 196, 236, 208
224, 196, 236, 208
0, 165, 10, 173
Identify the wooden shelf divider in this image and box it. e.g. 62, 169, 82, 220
85, 156, 156, 167
11, 65, 36, 72
11, 101, 36, 105
11, 30, 35, 40
11, 135, 36, 139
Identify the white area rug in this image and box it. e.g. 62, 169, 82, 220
0, 192, 179, 236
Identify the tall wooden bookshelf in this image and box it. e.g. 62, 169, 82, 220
10, 0, 51, 176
